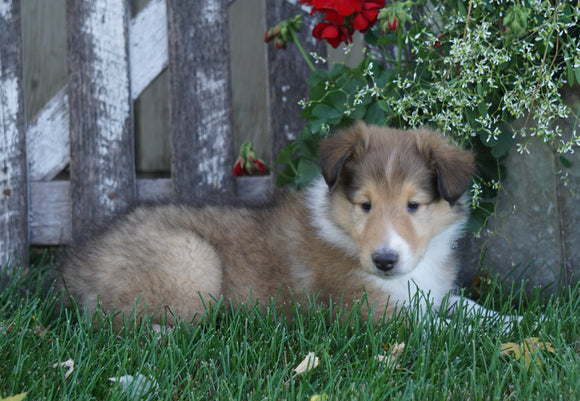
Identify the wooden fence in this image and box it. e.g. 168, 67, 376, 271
0, 0, 327, 268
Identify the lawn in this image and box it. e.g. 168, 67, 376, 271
1, 253, 579, 400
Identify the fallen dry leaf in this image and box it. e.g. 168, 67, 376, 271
0, 393, 27, 401
500, 337, 555, 368
109, 373, 159, 401
52, 358, 75, 379
376, 341, 406, 368
294, 352, 320, 375
285, 352, 321, 386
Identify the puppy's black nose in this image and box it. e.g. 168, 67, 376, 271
372, 250, 399, 272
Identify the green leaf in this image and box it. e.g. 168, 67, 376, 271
465, 107, 478, 124
477, 102, 488, 117
364, 29, 379, 46
457, 0, 467, 17
275, 161, 299, 187
374, 69, 396, 88
307, 69, 330, 88
467, 202, 495, 234
326, 91, 348, 111
350, 102, 369, 119
377, 100, 393, 114
490, 128, 515, 158
295, 158, 321, 188
275, 143, 296, 165
328, 63, 350, 80
567, 61, 575, 86
377, 33, 399, 46
365, 102, 387, 125
341, 76, 367, 95
559, 155, 572, 169
312, 103, 342, 125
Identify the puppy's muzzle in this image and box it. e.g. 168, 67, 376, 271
372, 250, 399, 272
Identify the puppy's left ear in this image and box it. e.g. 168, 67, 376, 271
429, 140, 475, 205
318, 122, 369, 190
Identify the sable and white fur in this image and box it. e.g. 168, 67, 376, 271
58, 122, 508, 327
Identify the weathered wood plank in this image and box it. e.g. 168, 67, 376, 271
28, 1, 168, 181
166, 0, 235, 203
66, 0, 135, 238
30, 179, 172, 245
29, 177, 268, 245
27, 87, 69, 181
265, 0, 327, 166
0, 0, 28, 267
29, 180, 71, 245
129, 0, 167, 100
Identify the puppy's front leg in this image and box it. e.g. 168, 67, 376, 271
447, 294, 523, 333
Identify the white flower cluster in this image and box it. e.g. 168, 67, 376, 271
358, 0, 579, 157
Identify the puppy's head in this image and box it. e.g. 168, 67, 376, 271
317, 121, 474, 276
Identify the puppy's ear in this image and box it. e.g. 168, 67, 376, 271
427, 137, 475, 204
318, 122, 369, 190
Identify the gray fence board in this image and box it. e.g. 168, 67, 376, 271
167, 0, 235, 203
66, 0, 136, 238
0, 0, 28, 267
29, 176, 269, 245
265, 0, 327, 165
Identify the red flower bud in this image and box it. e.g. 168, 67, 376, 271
255, 160, 267, 174
233, 142, 268, 176
274, 37, 286, 49
232, 158, 246, 177
264, 26, 281, 42
387, 16, 398, 31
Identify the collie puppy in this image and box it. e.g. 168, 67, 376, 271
58, 122, 506, 327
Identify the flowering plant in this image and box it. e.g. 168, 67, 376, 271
258, 0, 580, 232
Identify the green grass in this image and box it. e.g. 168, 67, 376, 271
1, 255, 580, 400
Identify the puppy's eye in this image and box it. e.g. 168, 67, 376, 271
361, 201, 372, 212
407, 201, 420, 213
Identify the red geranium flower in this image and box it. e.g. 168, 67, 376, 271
313, 22, 352, 48
302, 0, 362, 16
301, 0, 385, 48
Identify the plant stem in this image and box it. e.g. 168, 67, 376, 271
263, 160, 296, 180
397, 30, 403, 74
291, 29, 316, 72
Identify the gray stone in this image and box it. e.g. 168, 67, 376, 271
459, 85, 580, 295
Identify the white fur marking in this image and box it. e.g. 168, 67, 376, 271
306, 177, 358, 256
371, 218, 467, 313
383, 227, 414, 274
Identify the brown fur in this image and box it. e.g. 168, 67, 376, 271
57, 122, 475, 327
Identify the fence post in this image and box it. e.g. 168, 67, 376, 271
0, 0, 28, 268
66, 0, 136, 238
265, 0, 327, 166
166, 0, 235, 203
